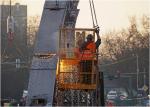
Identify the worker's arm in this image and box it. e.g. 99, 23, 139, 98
95, 28, 101, 49
95, 28, 101, 40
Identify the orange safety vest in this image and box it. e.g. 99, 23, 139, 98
80, 41, 96, 60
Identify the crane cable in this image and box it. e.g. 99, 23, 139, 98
89, 1, 100, 104
89, 0, 99, 28
89, 0, 95, 28
91, 0, 98, 27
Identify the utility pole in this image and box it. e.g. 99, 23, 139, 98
136, 55, 139, 90
10, 0, 11, 16
143, 68, 146, 85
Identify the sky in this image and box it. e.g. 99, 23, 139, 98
1, 0, 150, 34
77, 0, 150, 34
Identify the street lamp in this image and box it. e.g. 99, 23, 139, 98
136, 55, 139, 90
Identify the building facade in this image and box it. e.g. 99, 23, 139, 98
1, 3, 29, 101
1, 3, 27, 61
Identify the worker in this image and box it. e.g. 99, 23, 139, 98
80, 28, 101, 52
79, 28, 101, 84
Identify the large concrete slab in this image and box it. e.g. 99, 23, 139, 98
34, 1, 66, 53
27, 55, 58, 105
26, 0, 67, 105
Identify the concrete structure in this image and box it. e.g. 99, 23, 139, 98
27, 0, 79, 105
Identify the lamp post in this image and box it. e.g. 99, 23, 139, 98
136, 55, 139, 90
143, 68, 146, 86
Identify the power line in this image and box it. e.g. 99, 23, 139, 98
122, 72, 148, 75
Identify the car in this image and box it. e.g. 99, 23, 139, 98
143, 98, 150, 106
107, 90, 118, 100
145, 100, 150, 106
105, 100, 115, 106
119, 95, 127, 100
118, 91, 128, 100
46, 102, 52, 106
137, 89, 147, 98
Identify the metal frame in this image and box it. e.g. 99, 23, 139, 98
57, 28, 97, 89
55, 27, 102, 106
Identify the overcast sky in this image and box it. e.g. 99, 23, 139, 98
1, 0, 150, 34
77, 0, 149, 34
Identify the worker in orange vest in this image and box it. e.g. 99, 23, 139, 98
80, 29, 101, 53
79, 28, 101, 84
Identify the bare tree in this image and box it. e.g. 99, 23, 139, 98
100, 15, 149, 91
27, 15, 40, 47
100, 15, 149, 62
